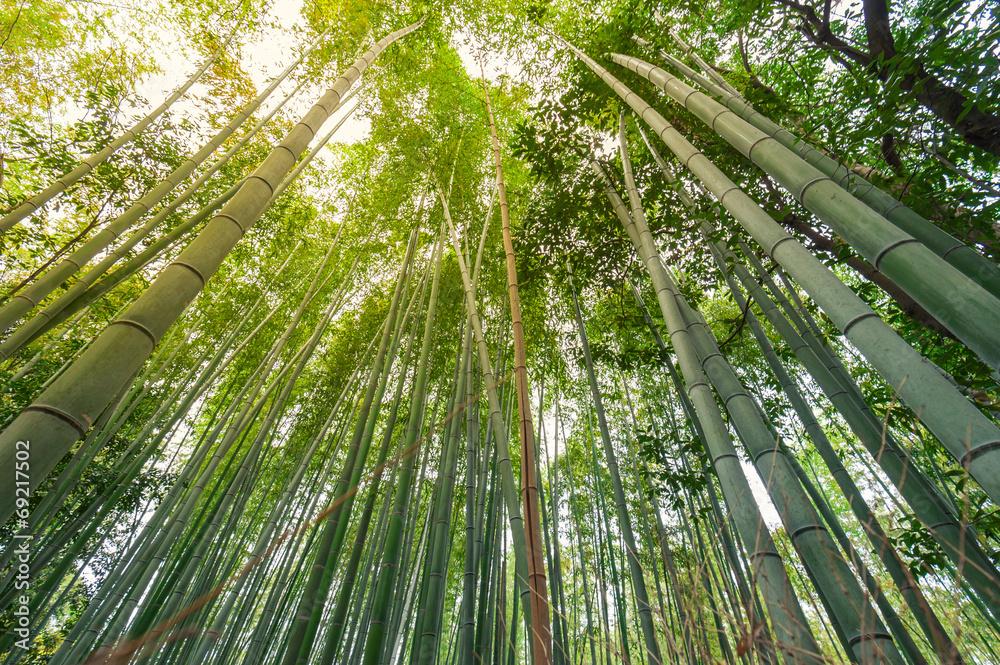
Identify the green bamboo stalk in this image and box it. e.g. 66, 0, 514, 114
713, 248, 960, 664
0, 81, 352, 360
280, 226, 418, 665
409, 398, 455, 665
724, 239, 1000, 618
454, 186, 494, 665
480, 65, 553, 664
537, 390, 570, 665
566, 467, 601, 665
611, 52, 1000, 371
475, 452, 502, 665
387, 456, 437, 665
12, 179, 244, 351
618, 378, 687, 665
686, 507, 738, 665
546, 401, 571, 665
48, 246, 342, 665
590, 411, 633, 665
567, 260, 662, 665
134, 275, 347, 651
414, 321, 473, 665
319, 273, 427, 665
4, 310, 86, 385
212, 356, 366, 665
360, 221, 445, 665
663, 30, 743, 99
25, 93, 360, 350
626, 284, 713, 665
0, 16, 427, 527
616, 112, 902, 664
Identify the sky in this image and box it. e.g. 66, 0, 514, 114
124, 0, 517, 152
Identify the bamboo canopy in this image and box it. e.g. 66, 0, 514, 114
2, 4, 1000, 665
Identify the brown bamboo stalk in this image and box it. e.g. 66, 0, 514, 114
478, 57, 552, 665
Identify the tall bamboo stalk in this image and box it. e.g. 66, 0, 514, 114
0, 83, 359, 360
480, 61, 552, 665
618, 115, 902, 663
0, 16, 427, 527
435, 178, 537, 656
636, 118, 963, 663
566, 260, 663, 665
361, 221, 445, 665
610, 52, 1000, 371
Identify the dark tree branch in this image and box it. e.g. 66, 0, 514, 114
736, 29, 776, 95
880, 132, 907, 176
776, 0, 1000, 156
862, 0, 896, 62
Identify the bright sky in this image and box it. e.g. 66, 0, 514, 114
124, 0, 516, 155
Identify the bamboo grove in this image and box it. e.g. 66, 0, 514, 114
1, 2, 1000, 665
